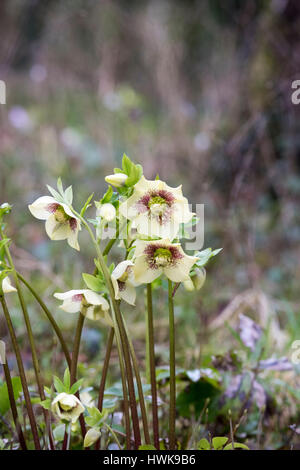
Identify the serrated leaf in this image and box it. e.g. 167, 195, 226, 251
122, 153, 133, 175
100, 186, 113, 204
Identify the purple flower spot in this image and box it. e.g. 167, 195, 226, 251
69, 218, 77, 232
72, 294, 83, 302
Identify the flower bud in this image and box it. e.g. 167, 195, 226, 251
98, 203, 116, 222
84, 428, 101, 447
105, 173, 128, 188
2, 276, 17, 294
183, 267, 206, 292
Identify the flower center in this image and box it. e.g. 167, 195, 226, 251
59, 402, 74, 412
148, 196, 168, 216
54, 206, 70, 224
118, 270, 129, 283
154, 248, 172, 267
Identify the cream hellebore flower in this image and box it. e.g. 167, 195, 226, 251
28, 196, 81, 251
183, 267, 206, 291
54, 289, 113, 326
1, 276, 17, 293
51, 392, 84, 423
133, 238, 198, 284
119, 176, 194, 240
97, 203, 116, 222
111, 260, 136, 305
84, 428, 101, 448
105, 173, 128, 188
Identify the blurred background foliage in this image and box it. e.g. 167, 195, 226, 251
0, 0, 300, 449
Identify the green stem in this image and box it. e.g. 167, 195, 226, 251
103, 422, 122, 450
95, 327, 115, 450
73, 211, 141, 448
0, 237, 53, 446
146, 283, 160, 449
16, 272, 71, 368
69, 312, 87, 439
110, 305, 131, 449
2, 362, 27, 450
122, 316, 151, 445
168, 280, 176, 450
0, 295, 41, 449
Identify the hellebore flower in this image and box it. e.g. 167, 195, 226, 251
51, 393, 84, 424
111, 260, 136, 305
28, 196, 81, 251
54, 289, 112, 326
105, 173, 128, 188
133, 238, 198, 284
119, 176, 194, 240
183, 267, 206, 291
1, 276, 17, 294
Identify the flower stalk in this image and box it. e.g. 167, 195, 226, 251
146, 283, 160, 449
0, 295, 41, 449
168, 279, 176, 450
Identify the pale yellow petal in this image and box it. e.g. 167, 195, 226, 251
28, 196, 57, 220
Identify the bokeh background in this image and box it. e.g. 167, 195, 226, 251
0, 0, 300, 448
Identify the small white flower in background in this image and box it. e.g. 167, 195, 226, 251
28, 196, 81, 251
54, 289, 113, 326
119, 176, 194, 240
97, 203, 116, 222
51, 393, 84, 424
2, 276, 17, 294
183, 267, 206, 291
83, 428, 101, 448
111, 260, 137, 305
105, 173, 128, 188
133, 238, 198, 284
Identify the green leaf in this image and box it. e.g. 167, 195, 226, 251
70, 378, 84, 395
82, 273, 104, 292
53, 376, 66, 393
64, 186, 73, 205
85, 407, 108, 428
57, 177, 64, 195
224, 442, 249, 450
46, 185, 64, 203
40, 398, 51, 410
212, 437, 228, 450
139, 445, 157, 450
63, 368, 70, 390
122, 153, 133, 175
197, 438, 210, 450
100, 186, 113, 204
0, 377, 22, 415
80, 193, 94, 217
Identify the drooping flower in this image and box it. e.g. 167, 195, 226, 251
51, 392, 84, 423
53, 289, 112, 326
119, 176, 194, 240
105, 173, 128, 188
28, 196, 81, 251
133, 238, 198, 284
111, 260, 136, 305
183, 267, 206, 291
2, 276, 17, 294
